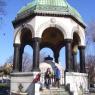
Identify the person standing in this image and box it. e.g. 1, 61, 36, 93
44, 68, 51, 89
55, 67, 61, 88
32, 73, 43, 91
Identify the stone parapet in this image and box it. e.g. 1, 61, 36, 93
65, 72, 88, 95
10, 72, 40, 95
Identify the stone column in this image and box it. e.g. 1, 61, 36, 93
79, 46, 86, 73
65, 39, 72, 72
72, 52, 77, 72
32, 37, 41, 71
19, 46, 24, 72
54, 51, 59, 63
72, 46, 78, 72
13, 44, 22, 72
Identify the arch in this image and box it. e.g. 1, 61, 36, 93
40, 42, 54, 51
36, 21, 67, 39
22, 45, 33, 72
40, 47, 54, 62
72, 26, 85, 46
59, 47, 65, 69
41, 27, 64, 45
14, 24, 34, 44
20, 28, 32, 45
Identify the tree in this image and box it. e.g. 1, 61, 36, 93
85, 55, 95, 84
3, 63, 13, 75
0, 66, 4, 82
4, 51, 50, 73
22, 52, 32, 72
5, 52, 32, 72
86, 21, 95, 84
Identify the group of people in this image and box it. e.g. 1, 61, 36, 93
32, 66, 61, 90
44, 67, 60, 89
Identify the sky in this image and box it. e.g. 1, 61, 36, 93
0, 0, 95, 66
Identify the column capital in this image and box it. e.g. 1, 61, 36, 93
13, 43, 21, 47
78, 46, 85, 49
64, 39, 73, 43
13, 43, 24, 54
32, 37, 41, 42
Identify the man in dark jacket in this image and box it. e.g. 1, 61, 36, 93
55, 67, 61, 88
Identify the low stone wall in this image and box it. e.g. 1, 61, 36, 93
10, 72, 40, 95
65, 72, 88, 95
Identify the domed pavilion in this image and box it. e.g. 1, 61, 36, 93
11, 0, 88, 95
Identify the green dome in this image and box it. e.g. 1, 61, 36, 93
17, 0, 85, 25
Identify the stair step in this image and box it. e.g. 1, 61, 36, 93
40, 87, 69, 95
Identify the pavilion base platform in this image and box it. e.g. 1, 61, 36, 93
10, 72, 40, 95
65, 72, 89, 95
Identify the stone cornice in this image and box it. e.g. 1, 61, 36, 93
10, 72, 33, 77
13, 11, 86, 29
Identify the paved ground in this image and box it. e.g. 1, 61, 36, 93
90, 93, 95, 95
0, 85, 95, 95
0, 89, 94, 95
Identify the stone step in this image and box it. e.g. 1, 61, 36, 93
40, 87, 69, 95
40, 91, 69, 95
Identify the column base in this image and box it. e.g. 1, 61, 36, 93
31, 68, 40, 72
65, 69, 73, 72
65, 72, 88, 95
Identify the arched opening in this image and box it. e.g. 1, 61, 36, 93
41, 27, 64, 63
39, 27, 65, 85
59, 47, 65, 69
22, 45, 33, 72
41, 27, 64, 46
73, 32, 80, 46
72, 32, 81, 72
40, 47, 54, 63
77, 50, 80, 71
20, 28, 32, 45
19, 27, 33, 72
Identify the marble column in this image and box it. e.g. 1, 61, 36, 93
32, 37, 41, 71
13, 44, 22, 72
65, 39, 72, 72
72, 52, 77, 72
54, 51, 59, 63
19, 45, 24, 72
79, 46, 86, 73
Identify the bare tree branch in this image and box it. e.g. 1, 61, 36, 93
86, 55, 95, 83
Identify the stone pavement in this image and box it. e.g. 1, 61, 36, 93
90, 93, 95, 95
